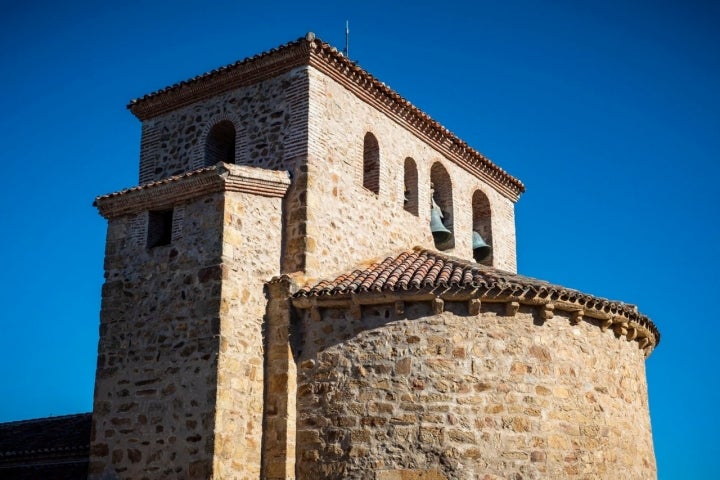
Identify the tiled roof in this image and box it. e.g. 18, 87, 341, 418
0, 413, 91, 458
294, 248, 660, 348
0, 413, 91, 480
126, 33, 525, 201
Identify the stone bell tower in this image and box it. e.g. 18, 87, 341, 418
88, 34, 658, 480
88, 40, 311, 478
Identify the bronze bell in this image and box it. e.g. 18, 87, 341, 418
472, 231, 491, 262
430, 198, 453, 246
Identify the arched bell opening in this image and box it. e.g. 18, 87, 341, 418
403, 157, 419, 216
472, 189, 493, 265
204, 120, 236, 165
363, 132, 380, 194
430, 162, 454, 250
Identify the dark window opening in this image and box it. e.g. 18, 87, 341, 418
147, 209, 173, 248
205, 120, 236, 165
363, 132, 380, 194
404, 157, 418, 216
472, 189, 493, 264
430, 162, 454, 250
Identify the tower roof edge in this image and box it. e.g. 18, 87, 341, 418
127, 35, 525, 199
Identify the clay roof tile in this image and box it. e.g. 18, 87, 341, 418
293, 248, 660, 347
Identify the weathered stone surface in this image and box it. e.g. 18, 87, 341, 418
295, 303, 656, 479
87, 35, 657, 480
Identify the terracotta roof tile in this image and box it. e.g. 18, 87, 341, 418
294, 248, 660, 346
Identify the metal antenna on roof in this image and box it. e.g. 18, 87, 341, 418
344, 20, 350, 59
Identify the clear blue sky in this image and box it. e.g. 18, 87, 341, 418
1, 1, 717, 478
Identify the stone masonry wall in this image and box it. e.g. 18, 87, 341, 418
90, 170, 288, 479
90, 192, 225, 479
212, 190, 286, 479
138, 68, 305, 182
305, 66, 517, 277
295, 301, 655, 479
137, 66, 311, 274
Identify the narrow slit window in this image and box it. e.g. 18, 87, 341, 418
404, 157, 418, 216
363, 132, 380, 194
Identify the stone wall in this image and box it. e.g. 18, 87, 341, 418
137, 68, 307, 183
294, 301, 655, 479
136, 66, 311, 274
304, 66, 517, 276
90, 192, 225, 479
90, 165, 289, 479
213, 189, 286, 479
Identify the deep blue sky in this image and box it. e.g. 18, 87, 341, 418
1, 1, 717, 478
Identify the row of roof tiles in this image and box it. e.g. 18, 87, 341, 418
294, 248, 659, 345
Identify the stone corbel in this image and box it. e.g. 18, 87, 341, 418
468, 298, 481, 316
350, 297, 361, 320
505, 301, 520, 317
540, 303, 555, 323
395, 301, 405, 317
432, 297, 444, 314
626, 326, 638, 341
600, 317, 613, 332
310, 302, 321, 322
570, 310, 584, 326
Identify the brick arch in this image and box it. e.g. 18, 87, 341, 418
194, 114, 246, 169
472, 188, 493, 264
430, 161, 454, 250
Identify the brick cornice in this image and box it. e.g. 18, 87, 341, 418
94, 163, 291, 219
127, 34, 525, 201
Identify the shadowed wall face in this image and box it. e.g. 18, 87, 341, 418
294, 302, 655, 480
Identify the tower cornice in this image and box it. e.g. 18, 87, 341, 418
127, 34, 525, 201
94, 163, 291, 219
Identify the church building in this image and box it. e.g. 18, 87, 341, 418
0, 34, 659, 480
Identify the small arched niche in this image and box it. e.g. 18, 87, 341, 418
363, 132, 380, 194
472, 189, 493, 265
204, 120, 236, 165
430, 162, 454, 250
403, 157, 419, 216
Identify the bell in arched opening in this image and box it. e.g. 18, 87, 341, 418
472, 231, 492, 262
430, 197, 453, 246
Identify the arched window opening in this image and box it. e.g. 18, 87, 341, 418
472, 189, 493, 264
430, 162, 454, 250
205, 120, 236, 165
363, 132, 380, 194
403, 157, 418, 216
